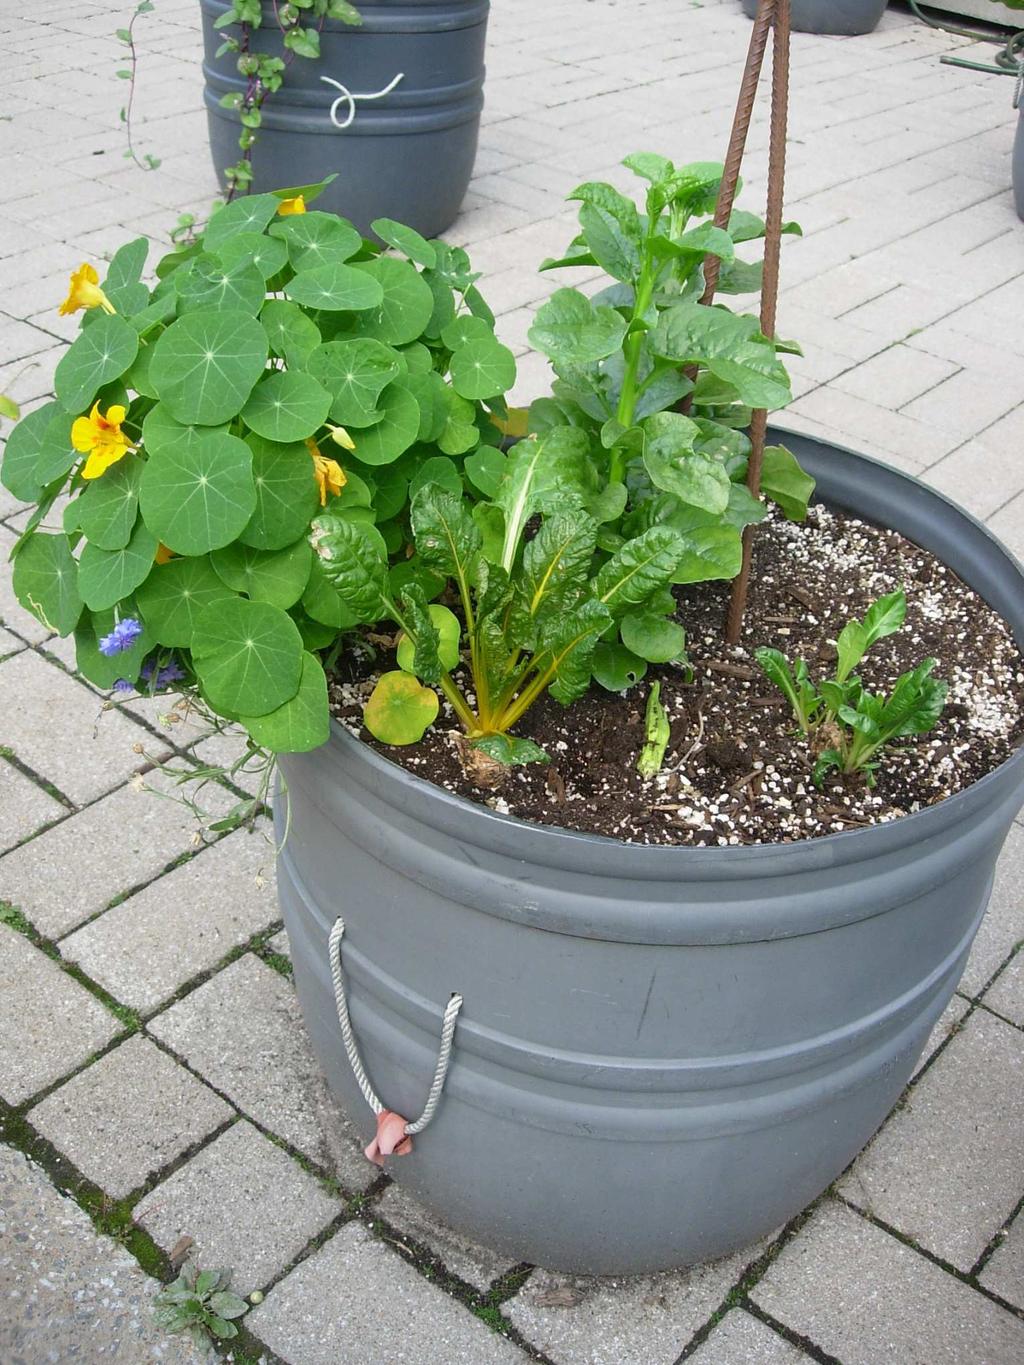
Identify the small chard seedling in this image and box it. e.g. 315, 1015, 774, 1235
755, 589, 948, 785
312, 429, 694, 776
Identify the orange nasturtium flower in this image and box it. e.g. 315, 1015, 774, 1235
277, 195, 307, 217
71, 403, 135, 480
59, 263, 115, 316
154, 543, 175, 565
306, 437, 347, 506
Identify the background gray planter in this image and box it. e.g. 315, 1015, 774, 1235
277, 433, 1024, 1274
741, 0, 888, 34
200, 0, 489, 237
1014, 103, 1024, 220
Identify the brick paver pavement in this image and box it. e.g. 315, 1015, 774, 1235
1, 2, 1023, 1362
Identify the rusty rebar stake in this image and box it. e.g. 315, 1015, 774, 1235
701, 0, 791, 646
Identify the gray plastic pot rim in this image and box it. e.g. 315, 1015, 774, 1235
292, 430, 1024, 878
200, 0, 490, 33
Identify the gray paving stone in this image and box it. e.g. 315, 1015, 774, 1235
0, 757, 65, 854
251, 1220, 526, 1364
375, 1183, 517, 1292
136, 1119, 340, 1295
28, 1034, 233, 1198
0, 648, 155, 805
981, 948, 1024, 1027
149, 955, 373, 1189
0, 1145, 201, 1365
506, 1238, 769, 1365
838, 1011, 1024, 1271
0, 769, 235, 939
266, 928, 291, 957
750, 1201, 1024, 1365
960, 822, 1024, 996
980, 1215, 1024, 1311
61, 827, 278, 1011
0, 624, 25, 655
688, 1310, 810, 1364
924, 434, 1024, 522
0, 922, 119, 1105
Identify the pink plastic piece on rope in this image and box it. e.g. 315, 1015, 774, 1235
365, 1110, 413, 1166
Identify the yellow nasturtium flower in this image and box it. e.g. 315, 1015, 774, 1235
306, 437, 347, 506
71, 403, 134, 480
277, 195, 306, 217
60, 263, 115, 316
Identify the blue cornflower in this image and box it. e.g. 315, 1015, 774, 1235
140, 655, 185, 690
112, 679, 134, 696
98, 617, 143, 657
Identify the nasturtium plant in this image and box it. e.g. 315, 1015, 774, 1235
2, 178, 516, 770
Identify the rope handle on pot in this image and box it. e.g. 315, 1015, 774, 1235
327, 917, 463, 1166
321, 73, 405, 130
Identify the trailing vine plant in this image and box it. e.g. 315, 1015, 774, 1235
213, 0, 363, 199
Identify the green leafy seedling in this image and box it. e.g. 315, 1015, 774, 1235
364, 670, 440, 745
152, 1259, 248, 1352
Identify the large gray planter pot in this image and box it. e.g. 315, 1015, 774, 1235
277, 433, 1024, 1274
199, 0, 489, 237
741, 0, 887, 34
1014, 104, 1024, 222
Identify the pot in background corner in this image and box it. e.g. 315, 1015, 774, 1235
740, 0, 888, 35
199, 0, 489, 237
1014, 102, 1024, 221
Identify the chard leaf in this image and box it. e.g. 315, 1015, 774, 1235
495, 427, 595, 571
591, 527, 686, 614
877, 659, 947, 740
397, 583, 442, 684
518, 509, 597, 623
410, 486, 482, 594
397, 600, 460, 676
835, 588, 906, 683
537, 597, 614, 705
473, 734, 549, 766
309, 515, 391, 623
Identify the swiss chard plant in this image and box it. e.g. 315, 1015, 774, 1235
1, 180, 517, 801
313, 427, 696, 774
756, 590, 948, 784
519, 152, 815, 688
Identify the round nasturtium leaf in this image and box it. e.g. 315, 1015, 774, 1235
240, 370, 332, 443
135, 555, 234, 647
142, 403, 227, 458
139, 431, 257, 555
408, 456, 462, 502
449, 338, 517, 402
203, 192, 282, 249
54, 313, 139, 416
240, 651, 330, 753
351, 257, 435, 345
75, 604, 152, 690
74, 457, 143, 551
191, 597, 304, 717
149, 310, 269, 425
77, 517, 159, 612
261, 300, 321, 369
396, 603, 461, 675
371, 217, 437, 269
304, 338, 401, 428
363, 670, 439, 745
591, 641, 648, 692
239, 434, 320, 551
1, 401, 74, 500
347, 377, 420, 466
175, 254, 266, 317
11, 532, 83, 637
284, 263, 384, 313
269, 211, 363, 270
215, 231, 289, 282
210, 538, 312, 610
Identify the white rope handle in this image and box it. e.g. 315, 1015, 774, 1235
320, 72, 405, 130
327, 916, 463, 1136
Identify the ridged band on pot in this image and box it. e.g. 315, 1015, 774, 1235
276, 433, 1024, 1274
199, 0, 489, 237
740, 0, 888, 35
